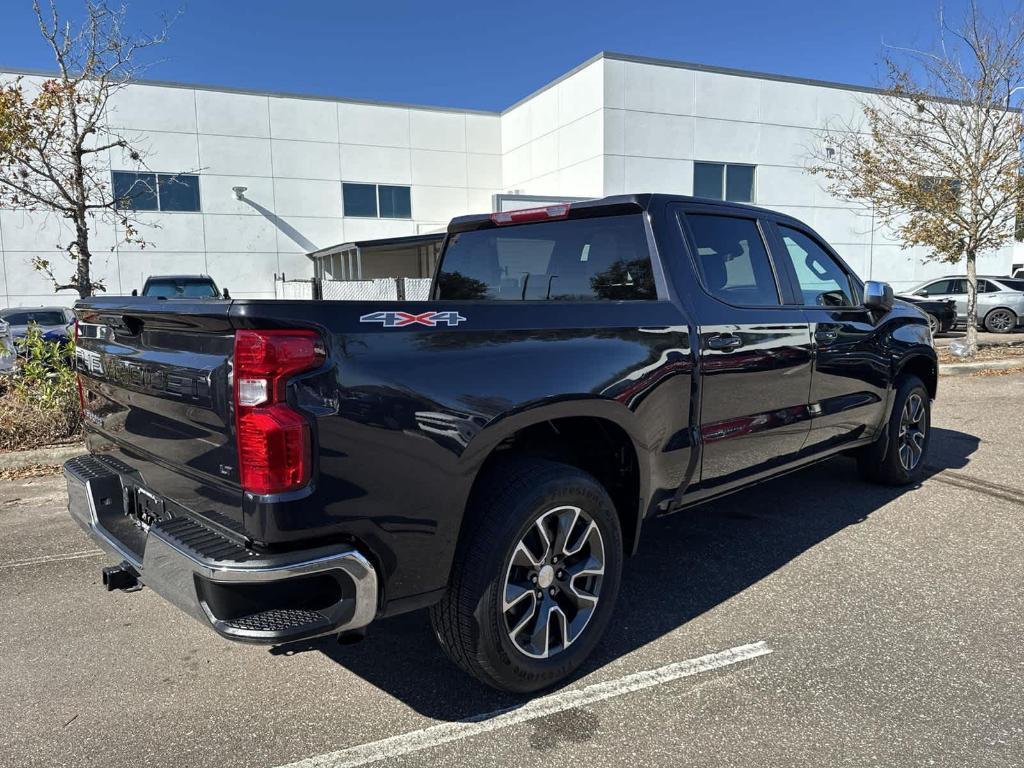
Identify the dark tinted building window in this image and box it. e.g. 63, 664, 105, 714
112, 171, 158, 211
437, 214, 657, 301
343, 183, 378, 217
693, 162, 756, 203
113, 171, 200, 211
378, 185, 411, 218
685, 214, 779, 306
157, 174, 201, 211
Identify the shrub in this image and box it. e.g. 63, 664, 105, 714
0, 324, 82, 451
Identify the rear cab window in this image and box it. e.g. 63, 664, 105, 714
435, 214, 657, 301
144, 279, 218, 298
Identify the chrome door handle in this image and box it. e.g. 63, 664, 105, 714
815, 328, 839, 343
706, 334, 743, 351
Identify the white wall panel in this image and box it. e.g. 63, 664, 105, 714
409, 186, 468, 222
271, 139, 341, 180
558, 60, 604, 125
272, 216, 344, 253
501, 104, 531, 153
272, 178, 342, 218
206, 252, 280, 293
528, 86, 560, 140
107, 85, 196, 133
411, 149, 468, 188
692, 118, 760, 163
196, 90, 270, 137
623, 112, 695, 159
467, 153, 502, 189
340, 144, 412, 184
694, 72, 761, 123
558, 156, 604, 197
465, 114, 502, 154
760, 79, 819, 128
341, 218, 416, 241
113, 131, 200, 172
203, 214, 278, 252
338, 103, 410, 147
624, 156, 692, 195
755, 165, 817, 207
624, 62, 694, 115
121, 213, 205, 253
557, 111, 603, 168
199, 176, 276, 215
198, 135, 273, 177
410, 110, 466, 152
269, 97, 339, 142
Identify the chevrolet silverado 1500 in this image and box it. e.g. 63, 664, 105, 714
66, 194, 936, 692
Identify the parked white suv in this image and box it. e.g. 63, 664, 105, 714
909, 276, 1024, 333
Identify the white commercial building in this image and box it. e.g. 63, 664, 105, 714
0, 51, 1018, 307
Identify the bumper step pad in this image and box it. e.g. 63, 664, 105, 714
225, 608, 330, 634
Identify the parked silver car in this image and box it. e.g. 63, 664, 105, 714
908, 275, 1024, 333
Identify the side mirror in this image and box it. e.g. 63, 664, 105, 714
222, 288, 231, 299
131, 289, 138, 296
917, 289, 929, 297
864, 280, 893, 312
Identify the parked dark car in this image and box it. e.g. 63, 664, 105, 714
138, 274, 224, 299
0, 306, 74, 341
66, 194, 937, 692
896, 293, 957, 335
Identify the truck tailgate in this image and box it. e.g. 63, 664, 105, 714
75, 299, 243, 534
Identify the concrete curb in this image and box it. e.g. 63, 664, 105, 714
0, 443, 83, 470
939, 359, 1024, 376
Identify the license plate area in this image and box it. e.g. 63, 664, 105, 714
122, 485, 167, 531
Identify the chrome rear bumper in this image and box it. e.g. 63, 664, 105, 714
64, 454, 378, 643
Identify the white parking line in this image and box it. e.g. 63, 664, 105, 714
278, 641, 772, 768
0, 550, 103, 569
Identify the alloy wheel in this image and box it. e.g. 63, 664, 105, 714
897, 393, 927, 471
986, 309, 1014, 333
502, 505, 605, 659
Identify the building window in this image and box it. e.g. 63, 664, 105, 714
112, 171, 201, 212
343, 182, 412, 219
693, 162, 755, 203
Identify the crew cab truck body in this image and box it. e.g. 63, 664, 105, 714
67, 194, 936, 692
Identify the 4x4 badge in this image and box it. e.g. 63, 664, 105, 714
359, 310, 467, 328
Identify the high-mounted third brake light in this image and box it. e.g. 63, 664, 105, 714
234, 329, 324, 495
490, 203, 571, 226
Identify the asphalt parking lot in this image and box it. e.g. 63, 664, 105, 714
1, 373, 1022, 768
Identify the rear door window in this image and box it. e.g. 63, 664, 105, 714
436, 214, 657, 300
683, 214, 780, 306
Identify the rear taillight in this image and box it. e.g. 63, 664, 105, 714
233, 329, 324, 495
74, 319, 84, 414
490, 203, 570, 226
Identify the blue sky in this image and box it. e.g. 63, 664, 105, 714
0, 0, 1016, 111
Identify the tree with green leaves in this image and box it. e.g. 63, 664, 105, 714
0, 1, 174, 298
809, 3, 1024, 355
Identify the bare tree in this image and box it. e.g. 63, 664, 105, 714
809, 3, 1024, 355
0, 1, 175, 298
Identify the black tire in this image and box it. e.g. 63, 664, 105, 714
858, 375, 931, 485
983, 308, 1017, 334
429, 457, 623, 693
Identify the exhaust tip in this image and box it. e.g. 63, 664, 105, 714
101, 562, 139, 591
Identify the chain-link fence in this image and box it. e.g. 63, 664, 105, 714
274, 274, 433, 301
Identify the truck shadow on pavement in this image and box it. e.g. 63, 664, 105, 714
276, 426, 978, 720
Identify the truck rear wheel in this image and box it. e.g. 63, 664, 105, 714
429, 458, 623, 693
857, 375, 931, 485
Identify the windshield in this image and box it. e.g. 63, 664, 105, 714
2, 311, 68, 326
144, 279, 218, 298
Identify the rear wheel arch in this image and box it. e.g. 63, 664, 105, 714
457, 403, 649, 561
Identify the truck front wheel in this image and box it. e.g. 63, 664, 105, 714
429, 458, 623, 693
857, 375, 931, 485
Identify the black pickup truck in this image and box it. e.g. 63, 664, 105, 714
67, 194, 936, 693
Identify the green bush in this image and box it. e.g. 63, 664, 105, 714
0, 324, 82, 451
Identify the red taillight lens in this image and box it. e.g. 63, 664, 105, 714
490, 203, 570, 226
234, 330, 324, 495
237, 405, 310, 494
